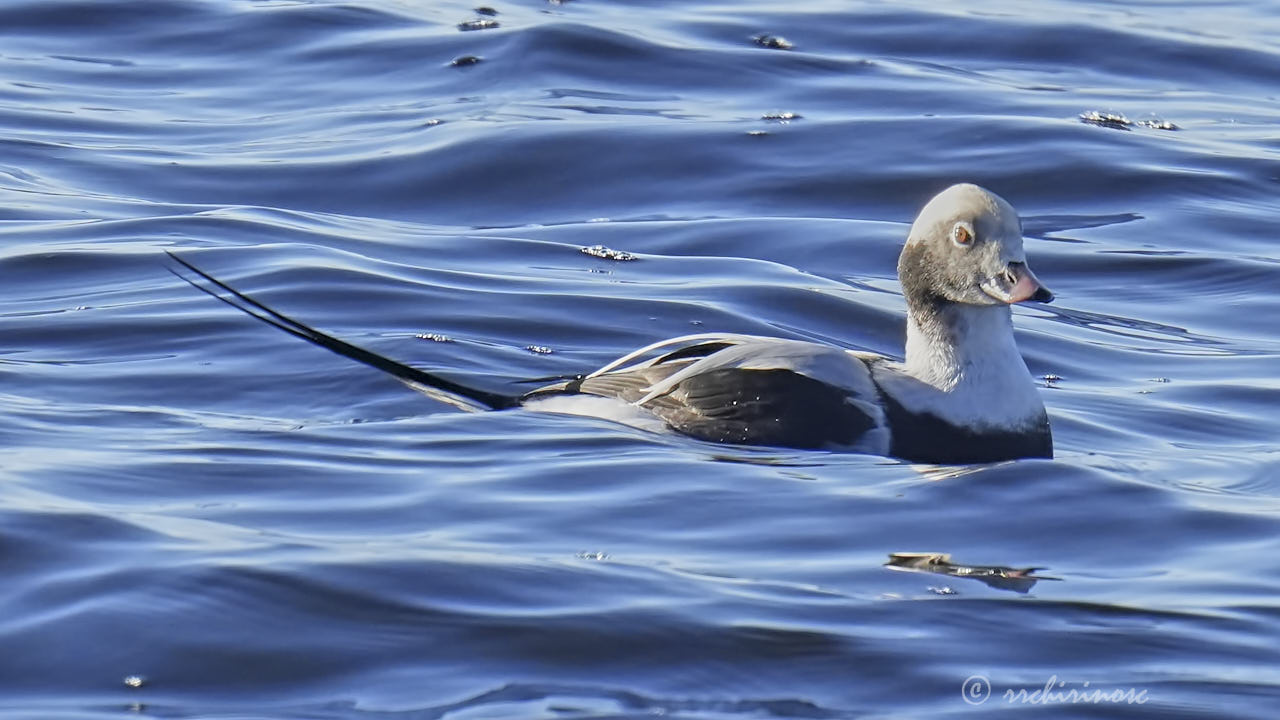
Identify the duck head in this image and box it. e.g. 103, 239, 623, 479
898, 183, 1052, 310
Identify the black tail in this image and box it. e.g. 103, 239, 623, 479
167, 252, 521, 411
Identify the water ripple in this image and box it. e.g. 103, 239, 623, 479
2, 0, 1279, 718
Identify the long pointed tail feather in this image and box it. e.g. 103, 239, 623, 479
166, 251, 521, 411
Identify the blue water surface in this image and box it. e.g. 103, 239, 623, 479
1, 0, 1279, 717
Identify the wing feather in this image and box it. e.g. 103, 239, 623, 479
524, 336, 889, 451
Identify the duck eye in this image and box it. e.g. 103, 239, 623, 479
951, 222, 974, 247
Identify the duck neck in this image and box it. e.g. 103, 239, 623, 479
903, 296, 1024, 392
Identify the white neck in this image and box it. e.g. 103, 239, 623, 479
905, 304, 1012, 386
891, 301, 1044, 428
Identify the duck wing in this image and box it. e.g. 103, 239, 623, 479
527, 335, 890, 451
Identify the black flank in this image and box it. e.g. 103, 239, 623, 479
878, 389, 1052, 464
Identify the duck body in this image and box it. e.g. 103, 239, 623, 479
171, 183, 1055, 465
522, 182, 1055, 463
520, 326, 1052, 464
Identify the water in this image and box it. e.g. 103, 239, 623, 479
2, 0, 1279, 717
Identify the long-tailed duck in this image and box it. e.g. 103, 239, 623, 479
170, 183, 1054, 464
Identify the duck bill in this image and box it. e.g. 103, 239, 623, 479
982, 262, 1054, 304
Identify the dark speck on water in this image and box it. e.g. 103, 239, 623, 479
752, 33, 794, 50
3, 0, 1280, 718
580, 244, 638, 261
1079, 109, 1133, 129
458, 19, 499, 32
1080, 110, 1180, 131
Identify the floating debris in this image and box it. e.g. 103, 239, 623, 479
474, 6, 498, 15
450, 55, 483, 67
1079, 110, 1178, 132
422, 118, 443, 127
526, 345, 554, 355
458, 18, 499, 31
576, 551, 610, 561
761, 111, 801, 123
123, 675, 146, 688
416, 332, 453, 343
580, 244, 637, 261
752, 33, 793, 50
927, 586, 958, 596
885, 552, 1060, 594
1079, 110, 1132, 130
746, 130, 769, 137
1041, 373, 1062, 387
1149, 377, 1171, 383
